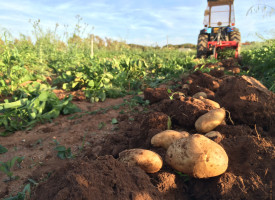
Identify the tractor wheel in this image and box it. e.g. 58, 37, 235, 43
197, 34, 208, 59
230, 30, 241, 54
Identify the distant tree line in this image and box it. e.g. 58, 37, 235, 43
0, 33, 198, 52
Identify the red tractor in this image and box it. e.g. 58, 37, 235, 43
197, 0, 241, 59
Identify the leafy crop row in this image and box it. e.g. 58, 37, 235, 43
0, 82, 80, 135
241, 39, 275, 92
0, 30, 196, 134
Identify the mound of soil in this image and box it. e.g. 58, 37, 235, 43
144, 88, 170, 104
30, 71, 274, 200
215, 75, 275, 132
182, 71, 220, 99
189, 128, 274, 200
31, 156, 162, 200
84, 111, 170, 161
152, 97, 214, 128
181, 71, 275, 132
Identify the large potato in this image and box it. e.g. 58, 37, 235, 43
199, 97, 220, 109
195, 108, 226, 133
151, 130, 189, 149
165, 134, 228, 178
118, 149, 163, 173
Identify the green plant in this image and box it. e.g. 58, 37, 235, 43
3, 183, 31, 200
123, 96, 149, 112
78, 132, 88, 151
0, 144, 8, 154
3, 179, 37, 200
241, 39, 275, 92
0, 156, 24, 181
0, 82, 80, 136
54, 146, 74, 159
167, 89, 185, 100
111, 118, 118, 124
98, 122, 106, 130
175, 171, 190, 182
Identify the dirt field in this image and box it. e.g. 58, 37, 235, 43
0, 61, 274, 200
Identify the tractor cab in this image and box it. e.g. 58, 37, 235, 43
197, 0, 241, 59
204, 0, 235, 28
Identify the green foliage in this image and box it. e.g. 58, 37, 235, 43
3, 179, 37, 200
98, 122, 106, 130
175, 171, 190, 182
1, 23, 274, 137
241, 39, 275, 92
0, 82, 80, 135
111, 118, 118, 124
3, 183, 31, 200
54, 145, 74, 159
0, 145, 8, 154
168, 89, 185, 100
0, 156, 24, 181
123, 95, 150, 111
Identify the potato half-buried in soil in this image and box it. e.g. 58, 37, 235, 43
205, 131, 223, 143
165, 134, 228, 178
195, 108, 226, 133
118, 149, 163, 173
151, 130, 189, 149
199, 97, 220, 109
193, 92, 207, 99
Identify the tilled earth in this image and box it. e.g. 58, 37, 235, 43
1, 60, 274, 200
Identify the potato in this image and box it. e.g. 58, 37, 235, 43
182, 84, 190, 90
118, 149, 163, 173
195, 108, 226, 133
198, 97, 220, 109
165, 134, 228, 178
205, 131, 223, 143
151, 130, 189, 149
193, 92, 207, 99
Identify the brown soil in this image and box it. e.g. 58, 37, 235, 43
31, 156, 162, 200
1, 68, 274, 200
151, 97, 213, 128
215, 75, 275, 132
144, 88, 170, 104
0, 96, 133, 198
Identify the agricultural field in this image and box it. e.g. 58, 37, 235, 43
0, 31, 274, 200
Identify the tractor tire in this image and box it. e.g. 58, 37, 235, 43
230, 30, 241, 54
197, 34, 208, 59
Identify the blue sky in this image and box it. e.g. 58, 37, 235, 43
0, 0, 274, 46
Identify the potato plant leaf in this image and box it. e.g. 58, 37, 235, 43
111, 118, 118, 124
0, 145, 8, 154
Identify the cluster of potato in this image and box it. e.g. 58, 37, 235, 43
118, 92, 228, 179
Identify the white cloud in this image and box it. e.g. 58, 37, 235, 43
0, 0, 274, 45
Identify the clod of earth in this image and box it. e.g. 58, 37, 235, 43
144, 88, 169, 104
31, 156, 163, 200
166, 134, 228, 178
215, 75, 275, 132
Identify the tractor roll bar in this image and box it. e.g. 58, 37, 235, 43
208, 0, 234, 6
